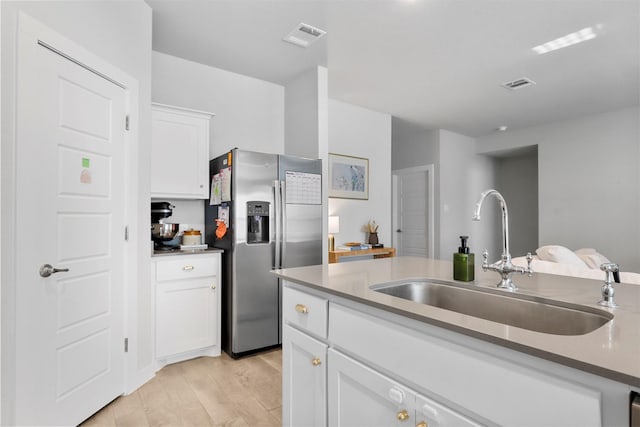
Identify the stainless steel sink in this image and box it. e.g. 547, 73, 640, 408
370, 279, 612, 335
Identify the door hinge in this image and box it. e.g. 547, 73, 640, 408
124, 225, 129, 241
124, 338, 129, 353
125, 115, 130, 131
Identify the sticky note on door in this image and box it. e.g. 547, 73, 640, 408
82, 157, 90, 168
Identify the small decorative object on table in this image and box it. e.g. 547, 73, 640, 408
367, 220, 379, 245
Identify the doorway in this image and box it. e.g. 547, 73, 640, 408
392, 165, 435, 257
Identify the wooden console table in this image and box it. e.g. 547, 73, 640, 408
329, 247, 396, 264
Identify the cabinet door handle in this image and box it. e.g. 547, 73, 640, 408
210, 283, 216, 290
416, 422, 428, 427
183, 265, 194, 271
295, 304, 309, 314
311, 357, 321, 366
397, 410, 409, 421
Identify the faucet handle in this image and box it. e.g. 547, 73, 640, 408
600, 263, 619, 284
526, 252, 533, 276
598, 263, 619, 308
482, 250, 489, 268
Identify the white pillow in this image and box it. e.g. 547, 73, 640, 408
574, 248, 597, 255
576, 251, 611, 269
536, 245, 588, 268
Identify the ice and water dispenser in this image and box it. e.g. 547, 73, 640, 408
247, 201, 269, 244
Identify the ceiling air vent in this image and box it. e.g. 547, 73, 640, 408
501, 77, 536, 90
283, 23, 326, 48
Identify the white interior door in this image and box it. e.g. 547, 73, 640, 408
393, 166, 434, 257
15, 18, 127, 426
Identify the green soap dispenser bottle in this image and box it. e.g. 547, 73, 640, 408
453, 235, 475, 281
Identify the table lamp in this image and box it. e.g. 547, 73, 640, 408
328, 216, 340, 251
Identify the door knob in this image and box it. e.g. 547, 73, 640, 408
39, 264, 69, 278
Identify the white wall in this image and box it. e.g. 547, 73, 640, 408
495, 150, 538, 257
1, 1, 152, 423
285, 67, 321, 159
439, 131, 498, 262
391, 122, 441, 255
477, 107, 640, 271
465, 151, 500, 263
328, 100, 392, 246
317, 67, 329, 264
391, 119, 440, 171
391, 123, 498, 262
285, 66, 330, 261
152, 51, 285, 158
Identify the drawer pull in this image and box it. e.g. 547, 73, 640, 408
311, 357, 322, 366
388, 387, 404, 404
295, 304, 309, 314
210, 283, 216, 290
416, 422, 428, 427
397, 409, 409, 421
182, 265, 194, 271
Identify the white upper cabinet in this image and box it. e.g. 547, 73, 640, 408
151, 103, 214, 199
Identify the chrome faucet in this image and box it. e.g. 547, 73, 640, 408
598, 263, 619, 308
472, 189, 532, 291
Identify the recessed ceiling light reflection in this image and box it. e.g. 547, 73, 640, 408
532, 27, 597, 55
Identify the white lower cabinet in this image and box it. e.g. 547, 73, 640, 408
328, 349, 481, 427
282, 285, 329, 427
154, 253, 221, 365
282, 325, 327, 427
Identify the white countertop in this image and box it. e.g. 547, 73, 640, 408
273, 256, 640, 387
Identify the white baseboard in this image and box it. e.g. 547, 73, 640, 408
124, 364, 155, 395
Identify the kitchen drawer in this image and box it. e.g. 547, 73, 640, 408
155, 255, 218, 282
283, 285, 328, 339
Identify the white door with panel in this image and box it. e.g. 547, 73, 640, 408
393, 166, 434, 257
15, 16, 128, 425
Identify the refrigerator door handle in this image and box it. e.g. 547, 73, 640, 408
280, 180, 287, 268
273, 180, 281, 269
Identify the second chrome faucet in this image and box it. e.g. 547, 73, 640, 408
472, 189, 533, 291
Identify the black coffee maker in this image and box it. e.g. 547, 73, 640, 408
151, 202, 179, 250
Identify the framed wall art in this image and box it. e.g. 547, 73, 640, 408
328, 153, 369, 200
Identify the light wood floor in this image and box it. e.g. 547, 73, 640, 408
81, 349, 282, 427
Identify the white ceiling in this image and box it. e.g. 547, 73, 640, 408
146, 0, 639, 137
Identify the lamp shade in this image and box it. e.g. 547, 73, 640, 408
328, 216, 340, 234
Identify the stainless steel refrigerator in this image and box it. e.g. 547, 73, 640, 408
205, 149, 322, 358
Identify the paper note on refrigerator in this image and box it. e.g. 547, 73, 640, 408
285, 171, 321, 205
220, 167, 232, 202
209, 173, 222, 205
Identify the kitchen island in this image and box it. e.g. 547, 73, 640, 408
274, 256, 640, 426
